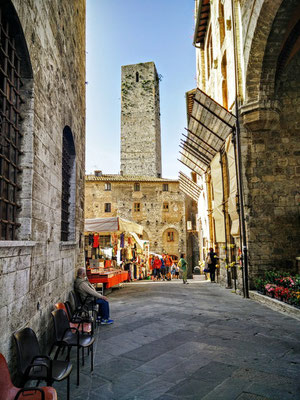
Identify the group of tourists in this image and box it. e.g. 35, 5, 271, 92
150, 253, 188, 284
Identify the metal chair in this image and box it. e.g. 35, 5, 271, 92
13, 328, 72, 400
51, 309, 94, 386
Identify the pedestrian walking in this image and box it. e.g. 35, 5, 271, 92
160, 257, 166, 280
178, 253, 188, 284
175, 263, 180, 279
207, 247, 218, 282
153, 256, 162, 281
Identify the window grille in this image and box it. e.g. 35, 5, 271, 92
134, 182, 140, 191
0, 10, 23, 240
61, 134, 72, 241
167, 231, 174, 242
163, 202, 169, 211
134, 202, 140, 212
105, 203, 111, 213
162, 183, 169, 192
105, 182, 111, 191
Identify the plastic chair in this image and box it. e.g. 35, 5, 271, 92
55, 302, 93, 335
0, 353, 57, 400
51, 309, 94, 386
13, 328, 72, 400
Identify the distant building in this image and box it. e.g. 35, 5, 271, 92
86, 62, 190, 265
85, 174, 186, 259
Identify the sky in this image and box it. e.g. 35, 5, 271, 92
86, 0, 196, 179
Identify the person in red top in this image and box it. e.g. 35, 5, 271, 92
153, 256, 162, 281
164, 254, 172, 281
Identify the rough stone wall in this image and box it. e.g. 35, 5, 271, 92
120, 62, 162, 177
243, 51, 300, 281
0, 0, 85, 365
85, 177, 186, 257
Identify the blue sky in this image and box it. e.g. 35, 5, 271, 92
86, 0, 196, 178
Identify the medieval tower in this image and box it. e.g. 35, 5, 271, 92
120, 62, 162, 177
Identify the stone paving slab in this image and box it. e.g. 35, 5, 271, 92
53, 281, 300, 399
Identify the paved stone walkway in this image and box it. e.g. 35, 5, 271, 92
54, 280, 300, 400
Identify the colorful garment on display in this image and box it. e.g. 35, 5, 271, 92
93, 234, 99, 248
120, 233, 125, 248
88, 234, 93, 245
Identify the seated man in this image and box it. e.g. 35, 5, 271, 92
74, 267, 114, 325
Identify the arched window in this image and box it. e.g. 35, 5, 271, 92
221, 53, 228, 109
61, 126, 76, 241
0, 1, 33, 240
136, 71, 139, 82
219, 1, 225, 47
134, 182, 140, 191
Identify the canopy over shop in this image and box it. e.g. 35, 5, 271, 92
84, 217, 149, 291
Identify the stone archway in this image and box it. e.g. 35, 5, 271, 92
162, 227, 180, 258
240, 0, 300, 278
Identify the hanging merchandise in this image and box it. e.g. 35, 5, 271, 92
89, 234, 93, 246
93, 234, 99, 248
120, 233, 125, 248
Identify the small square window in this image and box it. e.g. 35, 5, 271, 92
134, 183, 140, 191
163, 202, 169, 211
104, 203, 111, 212
105, 182, 111, 191
134, 203, 140, 212
163, 184, 169, 192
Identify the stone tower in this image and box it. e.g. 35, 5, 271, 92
120, 62, 162, 177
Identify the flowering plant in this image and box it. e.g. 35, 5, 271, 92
265, 283, 277, 294
274, 286, 290, 300
276, 277, 295, 288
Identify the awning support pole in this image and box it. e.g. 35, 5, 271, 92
185, 128, 218, 152
179, 152, 206, 172
193, 97, 235, 129
177, 158, 204, 175
182, 133, 214, 157
180, 141, 210, 165
190, 114, 224, 142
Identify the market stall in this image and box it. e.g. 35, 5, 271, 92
84, 217, 149, 292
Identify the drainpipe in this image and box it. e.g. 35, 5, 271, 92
232, 131, 245, 297
220, 150, 231, 289
231, 0, 249, 298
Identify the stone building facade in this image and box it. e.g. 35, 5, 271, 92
0, 0, 86, 364
85, 174, 187, 259
121, 62, 162, 177
185, 0, 300, 290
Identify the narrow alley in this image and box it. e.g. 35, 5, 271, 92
55, 282, 300, 400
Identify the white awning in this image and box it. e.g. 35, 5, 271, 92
179, 171, 202, 202
85, 217, 143, 235
130, 231, 149, 249
181, 88, 236, 175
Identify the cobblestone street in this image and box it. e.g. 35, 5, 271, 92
54, 280, 300, 400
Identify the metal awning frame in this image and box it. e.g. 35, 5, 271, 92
180, 140, 211, 165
